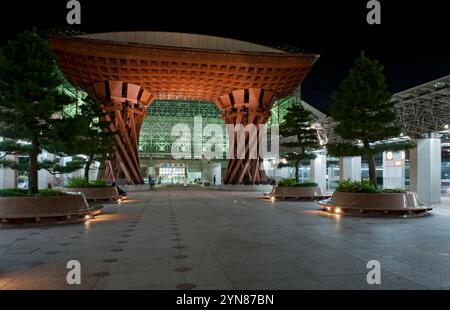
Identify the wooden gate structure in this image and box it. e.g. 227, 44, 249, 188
49, 32, 318, 184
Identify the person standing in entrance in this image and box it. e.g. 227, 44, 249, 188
213, 175, 216, 187
148, 175, 154, 190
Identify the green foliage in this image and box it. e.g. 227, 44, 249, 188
0, 31, 92, 193
46, 95, 115, 182
0, 188, 66, 197
336, 179, 379, 193
36, 189, 66, 197
67, 177, 88, 188
66, 176, 88, 188
0, 31, 115, 193
278, 178, 318, 187
336, 179, 406, 193
328, 51, 409, 186
278, 178, 298, 186
88, 179, 108, 187
0, 31, 75, 143
39, 156, 85, 175
294, 182, 319, 187
66, 176, 108, 188
330, 51, 398, 143
0, 189, 29, 197
382, 188, 406, 193
279, 98, 320, 181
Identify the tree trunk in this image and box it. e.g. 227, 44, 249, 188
294, 161, 299, 182
84, 162, 91, 182
28, 137, 39, 194
363, 140, 377, 188
84, 155, 94, 182
367, 154, 377, 188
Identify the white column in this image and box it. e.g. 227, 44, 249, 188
0, 137, 17, 189
339, 156, 361, 181
383, 151, 405, 189
207, 162, 221, 186
410, 135, 441, 203
0, 154, 17, 189
310, 154, 327, 192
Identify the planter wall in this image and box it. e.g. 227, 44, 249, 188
319, 191, 433, 215
0, 194, 93, 225
272, 186, 324, 198
64, 187, 120, 201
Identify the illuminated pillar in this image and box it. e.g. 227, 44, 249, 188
382, 151, 405, 189
339, 156, 361, 182
410, 133, 441, 203
92, 81, 154, 184
310, 154, 327, 193
216, 89, 274, 184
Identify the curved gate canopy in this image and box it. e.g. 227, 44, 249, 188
49, 31, 319, 184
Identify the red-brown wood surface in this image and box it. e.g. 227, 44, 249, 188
93, 81, 153, 184
49, 36, 317, 103
49, 35, 318, 184
221, 89, 273, 184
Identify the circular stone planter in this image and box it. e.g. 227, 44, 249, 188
271, 186, 326, 199
0, 194, 101, 226
318, 191, 433, 216
64, 187, 120, 201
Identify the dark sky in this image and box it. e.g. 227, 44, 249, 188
1, 0, 449, 113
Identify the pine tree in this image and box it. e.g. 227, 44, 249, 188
47, 95, 115, 182
0, 31, 87, 194
279, 99, 320, 182
328, 51, 409, 188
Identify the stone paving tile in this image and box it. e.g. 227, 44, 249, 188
1, 188, 450, 289
93, 270, 182, 290
318, 272, 428, 290
234, 277, 323, 290
2, 274, 98, 290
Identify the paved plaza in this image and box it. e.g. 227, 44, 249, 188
1, 187, 450, 290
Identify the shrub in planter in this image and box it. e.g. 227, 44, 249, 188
0, 189, 29, 197
318, 179, 431, 215
67, 176, 88, 188
0, 188, 66, 197
278, 178, 298, 187
36, 189, 67, 197
273, 179, 322, 198
336, 179, 407, 194
382, 188, 406, 193
336, 179, 379, 193
86, 179, 108, 188
67, 176, 108, 188
278, 178, 318, 187
294, 182, 319, 187
65, 177, 118, 201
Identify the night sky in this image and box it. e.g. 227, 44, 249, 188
1, 0, 449, 113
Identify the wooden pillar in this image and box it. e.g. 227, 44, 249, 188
92, 81, 154, 184
216, 88, 274, 185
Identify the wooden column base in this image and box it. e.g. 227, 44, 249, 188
216, 88, 274, 185
92, 81, 154, 185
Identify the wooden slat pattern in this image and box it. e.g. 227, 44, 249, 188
49, 36, 317, 103
220, 89, 274, 184
94, 81, 154, 184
